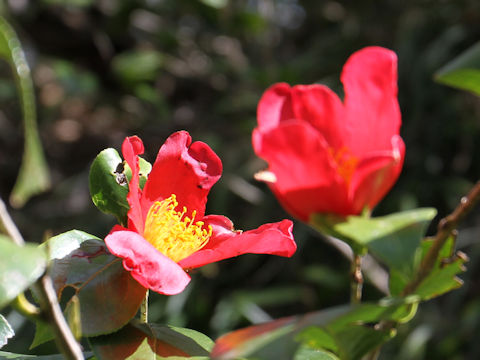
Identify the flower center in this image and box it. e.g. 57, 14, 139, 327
143, 194, 211, 263
328, 147, 358, 185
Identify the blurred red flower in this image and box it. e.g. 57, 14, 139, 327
252, 46, 405, 222
105, 131, 296, 295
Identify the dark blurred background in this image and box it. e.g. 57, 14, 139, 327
1, 0, 480, 359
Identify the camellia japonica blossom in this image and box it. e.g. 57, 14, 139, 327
252, 46, 405, 222
105, 131, 296, 295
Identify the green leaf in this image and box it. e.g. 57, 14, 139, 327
413, 236, 467, 300
0, 236, 47, 309
89, 149, 129, 224
311, 208, 437, 279
45, 230, 146, 336
294, 345, 339, 360
211, 298, 418, 360
90, 320, 213, 359
124, 156, 152, 190
0, 351, 94, 359
295, 327, 338, 354
30, 320, 53, 349
332, 325, 394, 360
89, 148, 151, 224
0, 16, 50, 207
0, 314, 14, 348
435, 41, 480, 96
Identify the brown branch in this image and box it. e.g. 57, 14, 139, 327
33, 277, 84, 360
402, 181, 480, 296
0, 197, 84, 360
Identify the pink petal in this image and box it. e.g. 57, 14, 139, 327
253, 121, 349, 221
256, 83, 295, 131
341, 46, 401, 155
105, 229, 191, 295
141, 131, 222, 220
122, 136, 145, 233
291, 84, 344, 149
178, 215, 296, 269
350, 135, 405, 213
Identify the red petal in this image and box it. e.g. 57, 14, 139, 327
350, 135, 405, 213
141, 131, 222, 220
341, 46, 401, 155
105, 229, 191, 295
253, 121, 349, 221
122, 136, 145, 233
178, 216, 296, 269
291, 84, 344, 149
257, 83, 295, 131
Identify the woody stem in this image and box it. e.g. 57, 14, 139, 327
140, 290, 149, 323
350, 253, 363, 304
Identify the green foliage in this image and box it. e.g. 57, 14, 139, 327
0, 351, 94, 359
311, 208, 437, 278
44, 230, 146, 337
211, 298, 418, 360
413, 237, 467, 300
0, 236, 47, 310
89, 149, 151, 225
0, 16, 50, 207
89, 149, 129, 224
0, 314, 14, 348
294, 345, 339, 360
89, 320, 213, 359
435, 41, 480, 96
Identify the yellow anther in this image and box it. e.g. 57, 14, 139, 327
143, 194, 212, 263
328, 147, 358, 185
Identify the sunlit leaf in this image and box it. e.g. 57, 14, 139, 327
89, 149, 151, 225
0, 236, 47, 309
0, 16, 50, 207
413, 236, 467, 300
294, 345, 339, 360
211, 298, 417, 360
45, 230, 146, 336
435, 41, 480, 96
89, 149, 129, 224
0, 351, 94, 359
89, 320, 213, 359
311, 208, 437, 279
0, 314, 14, 348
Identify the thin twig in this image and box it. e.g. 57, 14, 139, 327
322, 235, 389, 294
33, 277, 84, 360
0, 196, 84, 360
350, 254, 363, 304
0, 197, 25, 245
141, 290, 149, 323
402, 181, 480, 296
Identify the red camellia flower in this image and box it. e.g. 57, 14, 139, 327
105, 131, 296, 295
252, 46, 405, 222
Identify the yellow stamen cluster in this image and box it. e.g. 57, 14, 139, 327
143, 194, 212, 263
328, 147, 359, 185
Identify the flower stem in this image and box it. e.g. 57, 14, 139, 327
350, 253, 363, 304
141, 290, 149, 323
